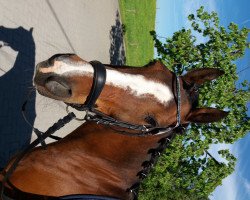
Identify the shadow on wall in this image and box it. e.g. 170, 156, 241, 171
109, 11, 126, 65
0, 26, 36, 168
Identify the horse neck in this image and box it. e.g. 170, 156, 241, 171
61, 121, 168, 197
64, 121, 165, 168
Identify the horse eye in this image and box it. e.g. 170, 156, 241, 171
189, 84, 199, 93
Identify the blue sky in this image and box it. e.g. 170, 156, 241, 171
156, 0, 250, 199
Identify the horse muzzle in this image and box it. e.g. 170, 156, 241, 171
34, 60, 72, 99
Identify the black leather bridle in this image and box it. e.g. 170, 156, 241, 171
68, 60, 183, 136
0, 60, 184, 200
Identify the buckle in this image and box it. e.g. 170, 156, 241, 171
66, 105, 86, 121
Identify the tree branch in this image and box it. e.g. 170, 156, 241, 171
237, 66, 250, 74
205, 150, 221, 165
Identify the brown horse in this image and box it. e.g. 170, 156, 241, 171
1, 54, 228, 200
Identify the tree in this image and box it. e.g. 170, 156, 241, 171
139, 6, 250, 200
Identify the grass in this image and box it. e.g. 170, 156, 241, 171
119, 0, 156, 66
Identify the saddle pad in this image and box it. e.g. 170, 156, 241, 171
59, 194, 120, 200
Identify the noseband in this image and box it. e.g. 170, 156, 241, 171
1, 61, 184, 200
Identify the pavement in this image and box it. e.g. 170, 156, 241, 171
0, 0, 125, 168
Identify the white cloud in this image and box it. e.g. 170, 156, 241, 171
210, 171, 237, 200
183, 0, 217, 19
241, 19, 250, 25
182, 0, 218, 44
243, 179, 250, 192
209, 143, 235, 164
209, 143, 238, 200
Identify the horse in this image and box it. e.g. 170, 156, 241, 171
0, 26, 36, 169
0, 54, 228, 200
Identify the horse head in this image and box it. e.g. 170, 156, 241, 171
0, 54, 229, 200
34, 54, 228, 128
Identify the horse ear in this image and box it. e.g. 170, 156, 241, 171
186, 108, 228, 123
30, 27, 33, 33
182, 68, 224, 86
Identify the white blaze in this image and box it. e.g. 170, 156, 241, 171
39, 61, 173, 105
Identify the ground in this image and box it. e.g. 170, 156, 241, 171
0, 0, 123, 168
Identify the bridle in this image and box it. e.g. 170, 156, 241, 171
68, 60, 183, 136
0, 61, 184, 200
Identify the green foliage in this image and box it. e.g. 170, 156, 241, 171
139, 6, 250, 199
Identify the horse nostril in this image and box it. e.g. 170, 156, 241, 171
68, 88, 72, 96
45, 76, 72, 98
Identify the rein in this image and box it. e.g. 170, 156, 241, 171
0, 61, 184, 200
